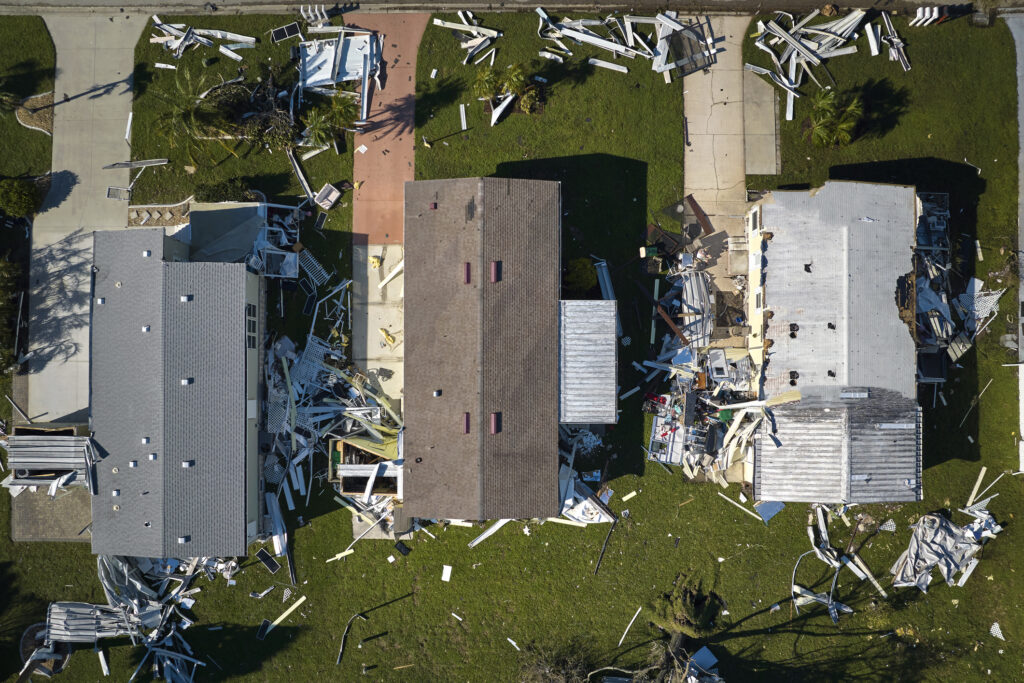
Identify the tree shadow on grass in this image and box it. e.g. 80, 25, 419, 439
495, 154, 649, 477
4, 59, 51, 99
0, 562, 49, 679
856, 78, 911, 140
531, 58, 596, 89
827, 158, 984, 467
413, 76, 463, 129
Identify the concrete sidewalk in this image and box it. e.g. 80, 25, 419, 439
683, 16, 751, 298
24, 14, 141, 423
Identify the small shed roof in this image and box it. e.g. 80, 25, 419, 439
559, 299, 618, 424
755, 388, 922, 503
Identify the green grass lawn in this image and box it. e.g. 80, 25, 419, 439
0, 16, 53, 179
2, 12, 1023, 683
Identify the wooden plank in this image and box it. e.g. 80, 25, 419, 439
684, 194, 715, 235
657, 305, 690, 346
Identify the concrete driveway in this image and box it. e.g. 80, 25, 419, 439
24, 14, 141, 423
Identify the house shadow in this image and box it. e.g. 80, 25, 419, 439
23, 229, 92, 381
494, 155, 649, 477
828, 158, 986, 467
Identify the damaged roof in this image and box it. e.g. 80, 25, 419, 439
760, 181, 918, 400
756, 388, 922, 503
90, 229, 251, 557
402, 178, 561, 520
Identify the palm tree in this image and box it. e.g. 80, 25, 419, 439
805, 89, 863, 148
153, 68, 238, 164
327, 92, 360, 131
301, 108, 333, 147
500, 64, 527, 97
472, 66, 501, 103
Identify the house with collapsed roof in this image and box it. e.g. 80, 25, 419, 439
88, 227, 264, 557
401, 178, 618, 520
745, 181, 924, 504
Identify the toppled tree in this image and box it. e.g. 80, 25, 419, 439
805, 88, 864, 148
648, 574, 722, 639
153, 68, 241, 164
518, 636, 601, 683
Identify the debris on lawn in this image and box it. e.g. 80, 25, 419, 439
432, 12, 503, 63
535, 8, 718, 82
151, 15, 256, 63
297, 25, 380, 124
22, 556, 239, 680
890, 509, 1002, 592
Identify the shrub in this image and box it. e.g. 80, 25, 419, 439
194, 178, 255, 203
564, 257, 597, 296
649, 574, 722, 639
0, 178, 39, 218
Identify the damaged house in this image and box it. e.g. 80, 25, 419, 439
401, 178, 618, 521
747, 182, 924, 504
90, 228, 264, 557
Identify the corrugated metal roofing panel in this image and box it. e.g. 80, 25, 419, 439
558, 299, 618, 424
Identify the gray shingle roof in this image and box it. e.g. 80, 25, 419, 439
402, 178, 561, 520
90, 230, 249, 557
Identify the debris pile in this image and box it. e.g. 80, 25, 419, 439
913, 192, 1004, 379
747, 10, 908, 122
150, 15, 256, 65
535, 8, 717, 80
792, 504, 887, 623
433, 12, 503, 65
890, 508, 1002, 592
22, 556, 238, 680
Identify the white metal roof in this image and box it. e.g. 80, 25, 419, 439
558, 299, 618, 424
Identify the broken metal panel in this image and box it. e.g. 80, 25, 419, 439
558, 300, 618, 424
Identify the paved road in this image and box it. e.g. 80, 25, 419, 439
24, 14, 141, 423
1006, 15, 1024, 471
0, 1, 991, 14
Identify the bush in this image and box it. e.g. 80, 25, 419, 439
564, 257, 597, 296
519, 87, 540, 115
194, 178, 255, 203
0, 178, 39, 218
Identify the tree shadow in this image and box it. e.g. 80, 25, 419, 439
363, 92, 414, 139
532, 58, 596, 90
413, 76, 463, 129
856, 78, 910, 140
0, 562, 49, 679
123, 624, 300, 680
4, 59, 51, 99
38, 170, 79, 213
23, 229, 91, 381
495, 154, 648, 477
827, 158, 985, 467
132, 62, 154, 99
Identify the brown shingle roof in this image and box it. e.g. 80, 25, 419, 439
402, 178, 561, 520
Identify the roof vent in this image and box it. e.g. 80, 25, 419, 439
142, 325, 151, 333
129, 460, 138, 468
148, 453, 158, 461
181, 378, 194, 385
827, 322, 836, 330
433, 389, 442, 397
142, 250, 152, 258
490, 412, 502, 435
142, 437, 150, 444
112, 489, 120, 497
804, 263, 813, 273
182, 460, 195, 468
490, 261, 502, 283
177, 536, 190, 544
463, 412, 470, 434
180, 294, 194, 302
464, 262, 471, 284
96, 297, 106, 305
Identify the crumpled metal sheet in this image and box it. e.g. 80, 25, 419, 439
890, 514, 982, 592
